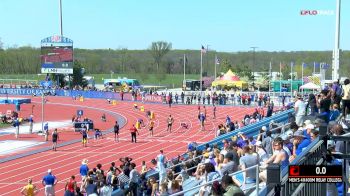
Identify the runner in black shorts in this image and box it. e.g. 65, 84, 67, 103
166, 115, 174, 133
114, 121, 119, 142
52, 129, 59, 151
81, 128, 88, 147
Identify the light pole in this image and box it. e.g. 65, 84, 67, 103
59, 0, 63, 36
332, 0, 341, 81
41, 93, 45, 135
250, 47, 258, 87
206, 45, 210, 78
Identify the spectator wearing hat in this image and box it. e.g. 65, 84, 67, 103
254, 141, 268, 162
294, 95, 306, 126
42, 169, 57, 196
257, 126, 267, 142
303, 123, 314, 140
290, 130, 311, 162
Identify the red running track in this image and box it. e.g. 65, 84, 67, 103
0, 96, 255, 195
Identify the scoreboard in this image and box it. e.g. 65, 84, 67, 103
288, 165, 342, 183
40, 35, 73, 74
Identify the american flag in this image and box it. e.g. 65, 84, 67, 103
201, 45, 207, 54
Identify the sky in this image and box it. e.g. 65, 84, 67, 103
0, 0, 349, 52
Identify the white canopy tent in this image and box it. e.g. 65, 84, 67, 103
299, 82, 321, 90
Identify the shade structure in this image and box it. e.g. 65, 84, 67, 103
211, 69, 248, 89
299, 82, 321, 90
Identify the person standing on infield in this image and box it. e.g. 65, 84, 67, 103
130, 124, 139, 143
114, 121, 120, 142
80, 127, 88, 147
52, 129, 59, 151
166, 115, 174, 133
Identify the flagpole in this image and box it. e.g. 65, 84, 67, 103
291, 62, 293, 97
183, 54, 186, 83
200, 50, 203, 93
214, 54, 217, 79
301, 62, 304, 86
279, 62, 282, 92
313, 62, 316, 75
269, 61, 272, 96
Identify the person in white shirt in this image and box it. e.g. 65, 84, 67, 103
294, 95, 306, 126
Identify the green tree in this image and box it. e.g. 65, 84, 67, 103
220, 59, 232, 73
149, 41, 172, 72
72, 60, 87, 87
50, 74, 66, 87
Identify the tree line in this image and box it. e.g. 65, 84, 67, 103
0, 39, 349, 79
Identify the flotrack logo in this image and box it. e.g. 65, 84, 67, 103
300, 10, 334, 16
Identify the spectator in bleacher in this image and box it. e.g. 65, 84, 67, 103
219, 151, 238, 176
211, 180, 224, 196
157, 150, 168, 183
316, 90, 332, 123
341, 78, 350, 117
288, 121, 299, 134
262, 131, 273, 156
330, 124, 346, 154
254, 141, 268, 162
289, 130, 311, 162
99, 179, 113, 196
221, 175, 245, 196
239, 145, 259, 184
159, 182, 169, 196
259, 137, 289, 182
199, 163, 220, 196
216, 124, 226, 137
220, 139, 231, 156
329, 104, 340, 121
294, 95, 306, 126
306, 93, 318, 116
266, 101, 274, 117
281, 134, 293, 157
85, 178, 98, 196
127, 162, 140, 196
257, 126, 267, 142
310, 129, 319, 141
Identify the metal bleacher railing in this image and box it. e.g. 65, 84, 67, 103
146, 109, 294, 179
260, 117, 350, 196
171, 164, 260, 196
168, 113, 293, 196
